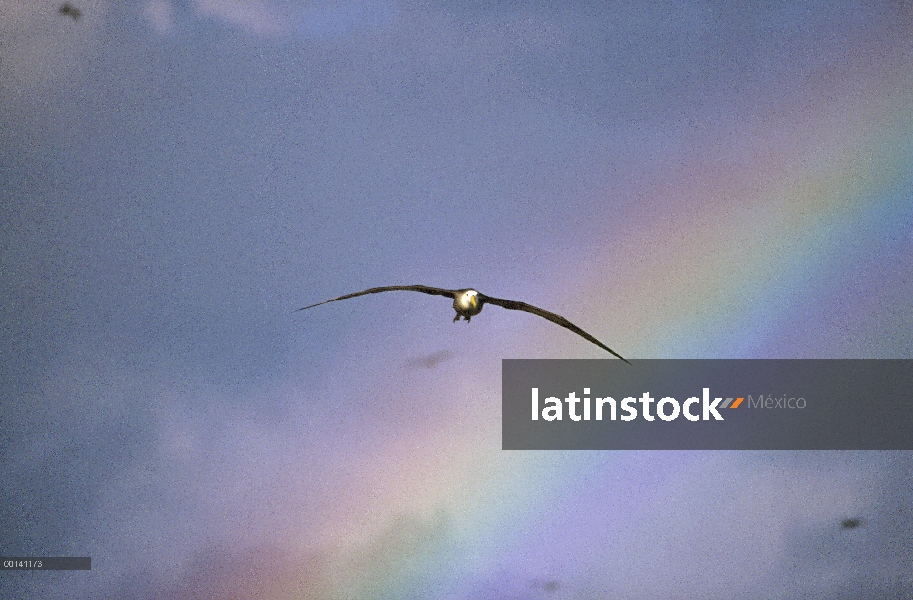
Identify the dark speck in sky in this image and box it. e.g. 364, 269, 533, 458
59, 3, 81, 20
841, 518, 863, 530
542, 580, 560, 593
407, 350, 454, 370
531, 579, 560, 593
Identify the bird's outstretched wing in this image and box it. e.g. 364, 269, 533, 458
479, 294, 630, 363
295, 285, 459, 312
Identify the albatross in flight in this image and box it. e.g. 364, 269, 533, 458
295, 285, 630, 363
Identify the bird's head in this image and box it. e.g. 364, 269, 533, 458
455, 289, 482, 315
465, 290, 479, 309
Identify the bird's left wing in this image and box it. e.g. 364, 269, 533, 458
295, 285, 458, 312
479, 294, 630, 363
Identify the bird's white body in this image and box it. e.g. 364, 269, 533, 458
453, 289, 482, 321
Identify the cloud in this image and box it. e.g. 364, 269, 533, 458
0, 0, 107, 98
297, 0, 396, 38
744, 453, 913, 600
146, 0, 398, 38
192, 0, 287, 35
143, 0, 174, 33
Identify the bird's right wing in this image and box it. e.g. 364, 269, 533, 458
294, 285, 458, 312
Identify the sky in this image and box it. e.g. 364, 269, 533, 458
1, 0, 912, 598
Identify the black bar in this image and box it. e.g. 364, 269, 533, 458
0, 557, 91, 570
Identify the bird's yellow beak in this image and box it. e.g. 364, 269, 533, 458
469, 295, 478, 308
